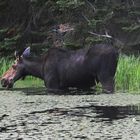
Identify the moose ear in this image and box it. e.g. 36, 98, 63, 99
22, 47, 31, 57
14, 51, 19, 58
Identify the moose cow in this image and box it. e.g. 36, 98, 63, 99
1, 44, 119, 93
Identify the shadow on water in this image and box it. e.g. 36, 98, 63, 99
75, 105, 140, 121
78, 104, 140, 121
29, 104, 140, 122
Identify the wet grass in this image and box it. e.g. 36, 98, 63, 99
0, 55, 140, 93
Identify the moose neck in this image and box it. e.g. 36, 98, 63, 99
24, 57, 44, 79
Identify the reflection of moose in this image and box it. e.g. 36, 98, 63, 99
1, 44, 119, 93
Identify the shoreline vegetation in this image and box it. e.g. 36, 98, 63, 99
115, 55, 140, 94
0, 55, 140, 94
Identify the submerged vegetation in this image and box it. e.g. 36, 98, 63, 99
0, 55, 140, 93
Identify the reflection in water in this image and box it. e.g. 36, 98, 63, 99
74, 105, 140, 121
29, 104, 140, 122
13, 87, 96, 95
93, 105, 140, 121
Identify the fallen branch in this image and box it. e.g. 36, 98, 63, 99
88, 31, 112, 38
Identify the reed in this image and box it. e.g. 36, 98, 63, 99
115, 55, 140, 93
0, 55, 140, 93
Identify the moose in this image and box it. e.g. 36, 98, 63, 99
1, 44, 119, 93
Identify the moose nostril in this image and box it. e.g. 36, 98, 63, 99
1, 78, 5, 83
1, 78, 14, 88
1, 79, 7, 86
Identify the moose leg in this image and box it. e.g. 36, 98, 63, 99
102, 78, 115, 93
98, 73, 115, 93
97, 57, 117, 93
44, 74, 63, 94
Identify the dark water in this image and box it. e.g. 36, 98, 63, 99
0, 89, 140, 139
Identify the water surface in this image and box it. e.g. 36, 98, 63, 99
0, 88, 140, 140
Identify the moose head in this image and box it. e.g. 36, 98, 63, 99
1, 47, 31, 89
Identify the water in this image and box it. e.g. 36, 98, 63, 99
0, 88, 140, 139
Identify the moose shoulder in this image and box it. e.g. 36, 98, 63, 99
1, 44, 119, 93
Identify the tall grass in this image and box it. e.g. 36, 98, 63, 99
0, 58, 13, 76
116, 55, 140, 93
0, 55, 140, 93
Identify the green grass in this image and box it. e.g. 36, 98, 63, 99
0, 58, 13, 76
115, 55, 140, 94
14, 77, 44, 88
0, 55, 140, 93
